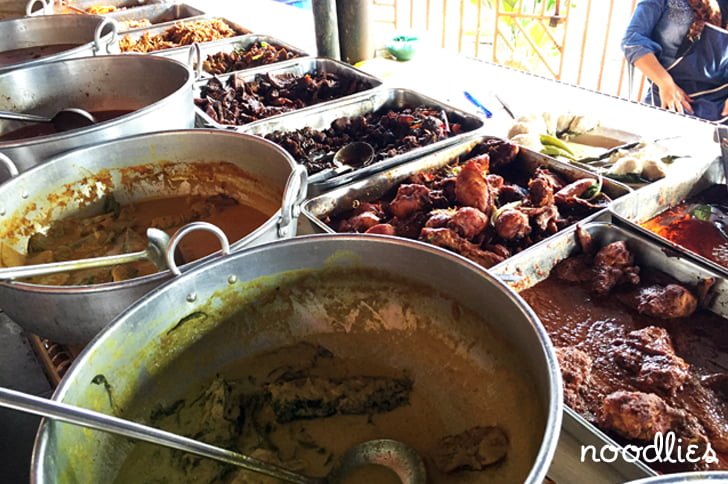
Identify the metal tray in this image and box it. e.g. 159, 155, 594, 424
492, 221, 728, 476
242, 87, 486, 193
157, 34, 309, 79
302, 135, 630, 235
107, 3, 205, 32
194, 57, 383, 131
610, 155, 727, 278
118, 16, 250, 55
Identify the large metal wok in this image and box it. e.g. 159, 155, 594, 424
32, 235, 562, 483
0, 55, 194, 181
0, 130, 307, 343
0, 14, 116, 73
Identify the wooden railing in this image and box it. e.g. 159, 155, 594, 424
373, 0, 647, 100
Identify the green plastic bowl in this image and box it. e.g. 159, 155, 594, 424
386, 35, 419, 61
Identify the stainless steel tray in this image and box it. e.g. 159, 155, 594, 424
302, 135, 630, 234
610, 155, 728, 278
242, 87, 486, 192
108, 3, 205, 32
492, 221, 728, 476
157, 34, 309, 79
118, 16, 250, 55
194, 57, 383, 131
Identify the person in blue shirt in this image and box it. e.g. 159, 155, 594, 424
622, 0, 728, 122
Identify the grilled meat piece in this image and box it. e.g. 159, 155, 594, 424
389, 184, 432, 219
494, 208, 531, 240
267, 375, 413, 424
433, 426, 509, 473
591, 241, 640, 295
612, 327, 690, 395
420, 227, 505, 268
455, 160, 492, 214
448, 207, 488, 239
599, 391, 708, 446
556, 347, 592, 413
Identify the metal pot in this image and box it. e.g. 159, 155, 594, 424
0, 129, 307, 343
0, 15, 116, 73
0, 55, 194, 182
32, 235, 562, 483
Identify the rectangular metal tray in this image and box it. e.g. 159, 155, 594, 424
157, 34, 309, 79
62, 0, 169, 10
194, 57, 383, 132
108, 3, 205, 31
118, 16, 251, 55
242, 87, 486, 193
610, 155, 728, 278
302, 135, 630, 236
492, 220, 728, 476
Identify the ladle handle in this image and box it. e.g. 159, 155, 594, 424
0, 250, 147, 281
0, 387, 318, 484
0, 111, 50, 123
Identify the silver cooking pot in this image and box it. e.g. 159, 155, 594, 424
0, 15, 116, 73
0, 55, 194, 181
32, 235, 562, 483
0, 129, 307, 343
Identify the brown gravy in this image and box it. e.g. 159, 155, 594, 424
521, 270, 728, 471
0, 110, 134, 142
0, 43, 81, 66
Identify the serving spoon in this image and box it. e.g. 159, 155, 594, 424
0, 386, 427, 484
0, 108, 97, 133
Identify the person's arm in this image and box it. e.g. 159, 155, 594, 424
621, 0, 693, 113
634, 53, 693, 114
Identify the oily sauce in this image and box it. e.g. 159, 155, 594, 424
521, 271, 728, 471
642, 184, 728, 268
0, 43, 81, 66
0, 110, 134, 142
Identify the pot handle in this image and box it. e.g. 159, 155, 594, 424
187, 43, 203, 81
165, 222, 231, 276
277, 165, 308, 238
25, 0, 51, 16
0, 153, 18, 179
93, 18, 118, 55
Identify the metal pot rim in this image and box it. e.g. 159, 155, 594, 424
0, 129, 300, 294
0, 55, 192, 148
32, 234, 563, 484
0, 14, 112, 73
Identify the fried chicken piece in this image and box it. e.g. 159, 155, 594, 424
494, 209, 531, 240
455, 160, 492, 214
497, 184, 528, 204
389, 184, 432, 219
599, 391, 708, 446
448, 207, 488, 239
556, 347, 592, 412
591, 241, 640, 295
425, 210, 453, 228
433, 426, 509, 473
420, 227, 505, 268
477, 138, 519, 169
528, 176, 555, 207
486, 174, 504, 194
612, 327, 690, 395
365, 224, 396, 235
635, 284, 698, 319
531, 167, 566, 192
467, 153, 490, 172
391, 212, 430, 239
338, 211, 380, 233
520, 205, 560, 233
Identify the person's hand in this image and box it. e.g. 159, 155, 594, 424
657, 77, 693, 114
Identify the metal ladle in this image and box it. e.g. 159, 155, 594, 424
0, 108, 97, 133
0, 386, 427, 484
0, 228, 170, 281
311, 141, 376, 183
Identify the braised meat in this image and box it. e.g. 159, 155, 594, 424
635, 284, 699, 319
266, 106, 466, 175
267, 376, 413, 424
330, 139, 612, 269
591, 241, 641, 295
196, 71, 372, 126
433, 426, 509, 473
612, 327, 690, 395
556, 346, 592, 413
202, 42, 301, 75
599, 391, 709, 449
